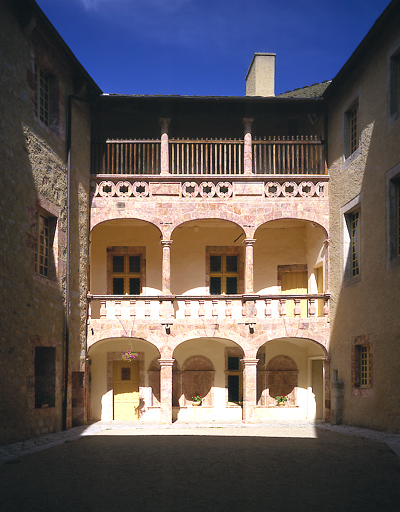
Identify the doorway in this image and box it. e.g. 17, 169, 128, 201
113, 360, 139, 420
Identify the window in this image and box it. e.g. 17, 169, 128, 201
226, 348, 243, 405
34, 65, 49, 126
342, 196, 362, 281
35, 211, 50, 277
35, 347, 56, 408
107, 247, 145, 295
386, 166, 400, 265
352, 337, 372, 392
350, 209, 361, 277
389, 51, 400, 117
346, 103, 359, 157
210, 255, 238, 294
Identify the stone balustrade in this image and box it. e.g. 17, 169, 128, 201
88, 294, 329, 321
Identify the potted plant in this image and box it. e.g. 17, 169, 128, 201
276, 395, 288, 406
192, 393, 204, 406
121, 350, 139, 361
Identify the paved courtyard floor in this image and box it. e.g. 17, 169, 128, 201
1, 422, 400, 511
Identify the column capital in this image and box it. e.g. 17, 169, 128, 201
161, 239, 173, 248
241, 358, 259, 366
243, 238, 256, 246
158, 358, 175, 367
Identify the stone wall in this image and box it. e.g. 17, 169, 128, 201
0, 0, 93, 444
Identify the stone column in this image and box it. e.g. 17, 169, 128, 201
159, 118, 171, 175
161, 240, 172, 294
242, 118, 254, 175
158, 358, 174, 424
241, 358, 259, 423
244, 238, 256, 294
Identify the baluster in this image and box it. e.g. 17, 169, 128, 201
225, 299, 232, 318
264, 298, 272, 317
293, 298, 301, 317
185, 300, 191, 317
145, 300, 151, 317
114, 300, 121, 317
100, 300, 106, 319
308, 298, 316, 317
279, 298, 287, 317
198, 300, 205, 317
212, 300, 218, 318
130, 300, 136, 317
87, 301, 92, 322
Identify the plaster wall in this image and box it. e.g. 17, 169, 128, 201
328, 13, 400, 432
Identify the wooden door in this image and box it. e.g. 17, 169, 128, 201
281, 271, 308, 317
113, 360, 139, 420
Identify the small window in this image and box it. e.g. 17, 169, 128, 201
226, 355, 242, 404
210, 254, 238, 295
34, 65, 49, 126
354, 344, 372, 389
111, 254, 141, 295
350, 209, 361, 277
35, 347, 56, 408
107, 247, 145, 295
390, 51, 400, 116
35, 212, 49, 276
345, 103, 359, 157
343, 207, 361, 279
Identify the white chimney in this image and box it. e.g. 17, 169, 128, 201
246, 53, 276, 97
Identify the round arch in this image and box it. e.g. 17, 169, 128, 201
87, 337, 161, 422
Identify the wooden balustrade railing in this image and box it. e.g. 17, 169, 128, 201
252, 136, 325, 174
91, 139, 161, 175
169, 138, 243, 175
91, 137, 326, 175
88, 294, 329, 320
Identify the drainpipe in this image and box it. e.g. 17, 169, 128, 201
63, 94, 90, 431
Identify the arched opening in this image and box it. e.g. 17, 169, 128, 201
172, 337, 244, 422
254, 219, 327, 317
256, 337, 326, 420
90, 218, 162, 295
171, 219, 245, 296
88, 337, 161, 422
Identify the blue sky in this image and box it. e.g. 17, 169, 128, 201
35, 0, 391, 96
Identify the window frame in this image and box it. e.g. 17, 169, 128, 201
388, 41, 400, 123
206, 246, 244, 296
341, 195, 363, 283
386, 164, 400, 268
344, 101, 360, 160
107, 246, 146, 295
34, 207, 57, 280
352, 336, 373, 395
34, 64, 50, 127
